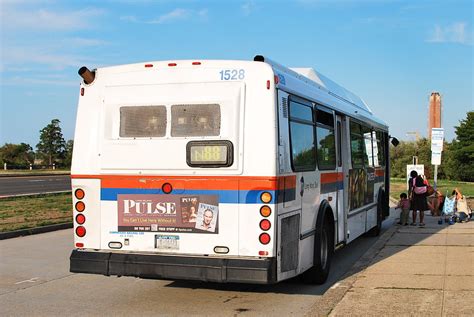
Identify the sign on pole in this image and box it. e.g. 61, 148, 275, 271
431, 128, 444, 190
406, 164, 424, 190
431, 128, 444, 165
431, 152, 442, 165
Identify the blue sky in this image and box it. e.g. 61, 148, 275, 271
0, 0, 472, 148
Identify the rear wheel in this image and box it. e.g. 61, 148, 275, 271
302, 215, 334, 284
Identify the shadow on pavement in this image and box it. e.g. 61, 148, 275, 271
163, 208, 472, 299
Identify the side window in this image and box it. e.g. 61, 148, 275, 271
120, 106, 167, 137
316, 109, 336, 170
362, 126, 374, 167
350, 121, 365, 168
376, 131, 386, 167
289, 98, 316, 171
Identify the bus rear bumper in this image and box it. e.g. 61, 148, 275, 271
70, 250, 277, 284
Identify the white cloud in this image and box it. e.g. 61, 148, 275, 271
427, 22, 472, 45
149, 8, 189, 24
120, 8, 207, 25
4, 76, 77, 86
120, 15, 138, 23
64, 38, 109, 47
197, 9, 208, 20
2, 47, 92, 71
1, 6, 105, 31
242, 1, 257, 16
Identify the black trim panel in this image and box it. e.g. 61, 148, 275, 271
347, 202, 377, 218
70, 250, 277, 284
300, 229, 316, 240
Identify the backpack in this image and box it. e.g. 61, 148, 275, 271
413, 177, 427, 194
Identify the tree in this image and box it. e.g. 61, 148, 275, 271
36, 119, 66, 166
0, 143, 34, 166
448, 111, 474, 181
389, 139, 431, 178
63, 140, 74, 167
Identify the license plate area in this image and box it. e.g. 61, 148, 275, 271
155, 235, 180, 250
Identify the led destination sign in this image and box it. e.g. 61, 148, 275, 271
186, 141, 233, 167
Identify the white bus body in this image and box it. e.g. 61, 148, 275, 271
70, 56, 392, 284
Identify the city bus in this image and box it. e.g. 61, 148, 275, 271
70, 55, 398, 284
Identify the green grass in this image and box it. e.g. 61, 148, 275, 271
0, 193, 72, 232
0, 170, 70, 177
390, 178, 474, 199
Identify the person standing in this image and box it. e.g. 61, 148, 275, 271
410, 171, 429, 227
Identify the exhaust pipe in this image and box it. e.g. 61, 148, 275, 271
78, 66, 95, 84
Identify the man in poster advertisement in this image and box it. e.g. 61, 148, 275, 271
198, 209, 215, 232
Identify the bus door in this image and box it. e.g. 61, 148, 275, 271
276, 90, 307, 280
285, 94, 318, 237
336, 114, 348, 244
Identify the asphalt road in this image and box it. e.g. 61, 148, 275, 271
0, 212, 397, 316
0, 175, 71, 197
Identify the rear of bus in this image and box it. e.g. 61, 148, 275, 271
69, 59, 280, 283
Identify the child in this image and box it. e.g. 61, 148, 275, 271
395, 193, 410, 226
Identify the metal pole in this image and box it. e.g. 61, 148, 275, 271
434, 164, 438, 190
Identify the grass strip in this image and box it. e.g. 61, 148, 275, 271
0, 170, 70, 177
390, 179, 474, 199
0, 193, 72, 232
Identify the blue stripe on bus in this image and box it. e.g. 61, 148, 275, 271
100, 188, 277, 204
321, 181, 344, 194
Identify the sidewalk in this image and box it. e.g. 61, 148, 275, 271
329, 211, 474, 316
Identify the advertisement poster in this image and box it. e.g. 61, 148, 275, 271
349, 168, 375, 211
117, 194, 219, 233
194, 203, 219, 232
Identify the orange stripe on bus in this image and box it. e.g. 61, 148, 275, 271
375, 169, 385, 177
320, 172, 343, 184
72, 174, 285, 191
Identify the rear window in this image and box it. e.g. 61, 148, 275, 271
171, 104, 221, 137
120, 106, 166, 137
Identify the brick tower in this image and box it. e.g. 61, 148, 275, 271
428, 92, 442, 138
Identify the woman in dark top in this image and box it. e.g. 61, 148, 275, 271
409, 171, 428, 227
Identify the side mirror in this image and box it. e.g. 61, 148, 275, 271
390, 137, 399, 147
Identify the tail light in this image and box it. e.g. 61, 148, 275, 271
75, 201, 85, 212
76, 214, 86, 225
260, 192, 272, 203
260, 205, 271, 217
162, 183, 173, 194
259, 233, 270, 245
76, 226, 86, 237
75, 189, 85, 200
260, 219, 271, 231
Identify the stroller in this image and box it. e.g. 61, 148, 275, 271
441, 193, 456, 224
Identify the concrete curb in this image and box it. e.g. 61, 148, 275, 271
305, 223, 398, 317
0, 222, 73, 240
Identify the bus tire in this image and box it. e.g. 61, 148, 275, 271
302, 208, 334, 284
368, 189, 384, 237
